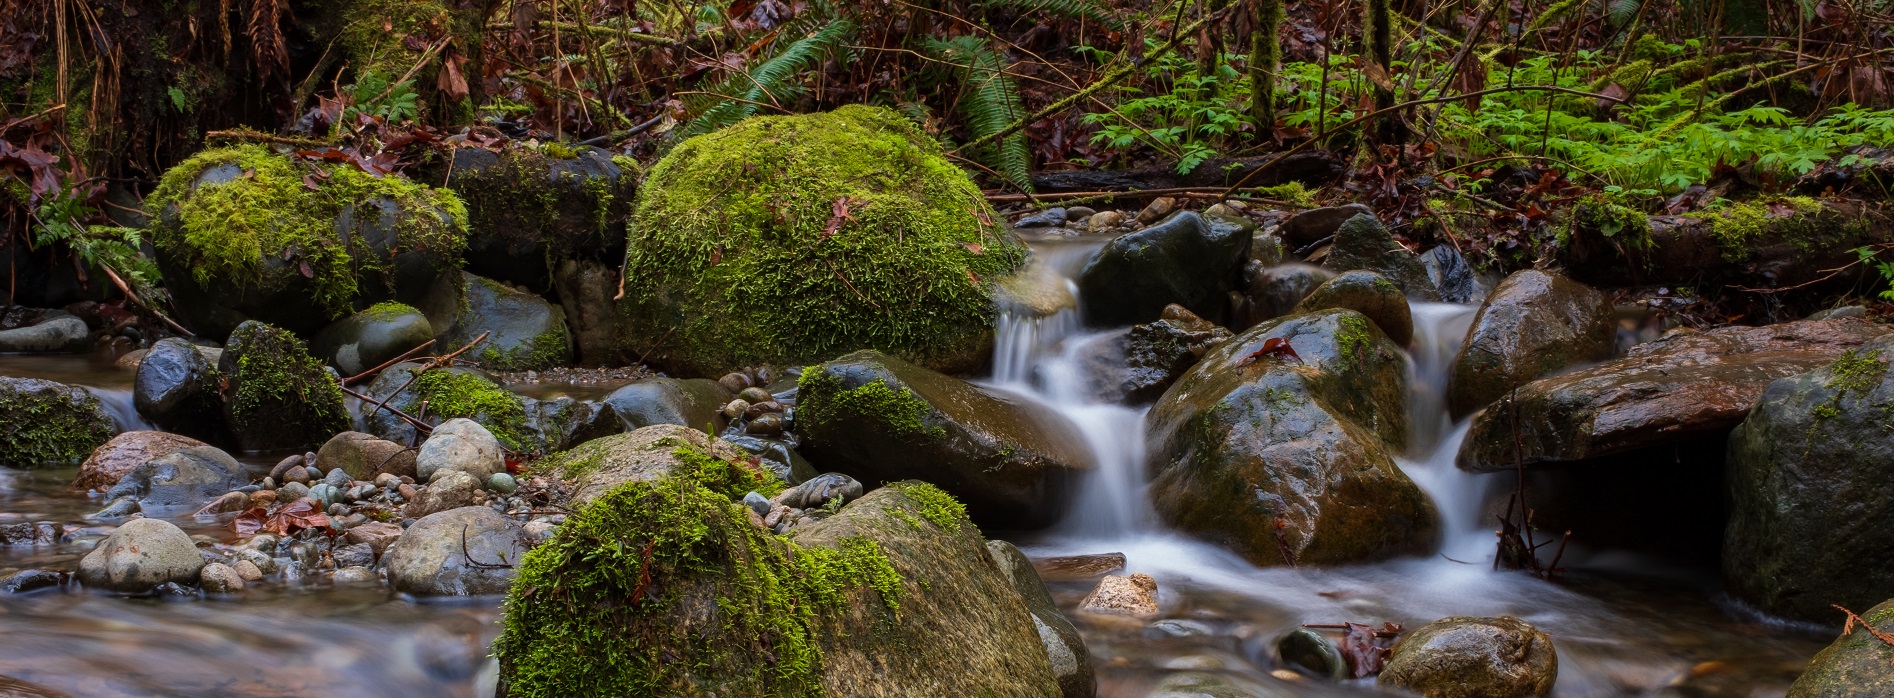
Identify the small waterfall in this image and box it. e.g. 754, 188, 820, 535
1396, 302, 1503, 561
85, 387, 154, 433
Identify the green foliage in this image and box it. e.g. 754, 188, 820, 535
410, 369, 532, 451
31, 189, 163, 294
225, 322, 351, 443
978, 0, 1123, 30
344, 70, 421, 124
1081, 43, 1254, 173
681, 18, 858, 138
1856, 247, 1894, 302
0, 379, 113, 470
924, 36, 1033, 192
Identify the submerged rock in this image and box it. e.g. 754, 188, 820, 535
219, 321, 350, 452
383, 506, 533, 596
1447, 270, 1615, 417
101, 445, 248, 508
1377, 616, 1557, 698
988, 540, 1096, 698
1147, 671, 1292, 698
310, 302, 435, 376
1292, 269, 1413, 345
0, 377, 115, 469
1077, 211, 1254, 327
1788, 599, 1894, 697
133, 338, 224, 441
418, 271, 571, 371
1323, 214, 1439, 301
797, 350, 1094, 529
73, 431, 207, 492
77, 518, 205, 594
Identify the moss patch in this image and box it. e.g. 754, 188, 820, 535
619, 104, 1025, 376
797, 369, 946, 443
889, 481, 968, 534
410, 369, 531, 450
478, 325, 571, 372
0, 379, 114, 469
1688, 196, 1842, 262
224, 322, 351, 449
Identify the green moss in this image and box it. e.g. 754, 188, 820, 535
0, 380, 114, 469
478, 326, 571, 371
361, 301, 420, 322
410, 369, 532, 450
146, 145, 468, 321
1254, 182, 1317, 208
1689, 196, 1827, 262
226, 322, 351, 443
671, 446, 786, 499
1335, 312, 1374, 362
619, 105, 1026, 376
541, 141, 580, 159
889, 481, 969, 534
797, 369, 946, 443
1825, 350, 1888, 396
446, 146, 634, 276
1573, 197, 1654, 250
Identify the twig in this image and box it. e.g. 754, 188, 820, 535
340, 384, 434, 435
460, 525, 515, 569
342, 339, 436, 385
97, 264, 194, 338
205, 129, 332, 148
636, 326, 675, 366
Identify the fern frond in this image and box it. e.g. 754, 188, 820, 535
925, 36, 1034, 193
978, 0, 1124, 31
680, 18, 857, 138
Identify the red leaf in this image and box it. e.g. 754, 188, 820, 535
823, 196, 859, 238
264, 498, 333, 536
232, 507, 269, 537
1238, 337, 1302, 365
1339, 622, 1401, 678
303, 174, 322, 191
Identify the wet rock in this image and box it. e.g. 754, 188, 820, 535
309, 302, 435, 376
1015, 208, 1067, 228
200, 562, 244, 593
552, 258, 627, 365
0, 522, 61, 547
232, 560, 264, 582
601, 378, 732, 432
416, 418, 506, 482
797, 350, 1094, 529
101, 445, 248, 508
219, 321, 350, 452
487, 472, 518, 494
1077, 573, 1158, 616
1242, 263, 1334, 325
418, 271, 571, 371
1115, 304, 1233, 404
1148, 310, 1435, 566
0, 310, 90, 353
1787, 598, 1894, 696
1458, 317, 1892, 472
1292, 270, 1413, 346
1078, 211, 1254, 327
989, 540, 1096, 698
551, 424, 768, 506
1726, 336, 1894, 621
721, 434, 821, 484
1031, 552, 1126, 581
1086, 210, 1126, 232
1378, 616, 1557, 698
440, 146, 634, 294
1277, 627, 1347, 679
363, 363, 611, 454
345, 521, 405, 554
745, 413, 785, 435
1136, 197, 1176, 224
383, 506, 534, 596
194, 491, 250, 517
77, 518, 205, 594
1422, 245, 1487, 305
1323, 214, 1438, 300
521, 395, 622, 453
996, 258, 1080, 319
333, 542, 376, 568
1279, 203, 1374, 247
1447, 270, 1615, 417
72, 431, 207, 492
1147, 671, 1292, 697
334, 566, 378, 585
407, 469, 480, 519
0, 377, 115, 469
316, 431, 416, 480
132, 338, 225, 440
773, 472, 864, 509
0, 570, 65, 594
1808, 305, 1870, 321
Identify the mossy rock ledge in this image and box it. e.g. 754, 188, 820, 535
617, 104, 1025, 377
494, 449, 1062, 697
147, 145, 468, 338
0, 377, 115, 469
219, 321, 350, 453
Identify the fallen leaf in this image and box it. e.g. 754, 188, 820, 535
961, 242, 985, 255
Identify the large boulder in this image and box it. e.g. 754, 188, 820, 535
309, 302, 435, 376
361, 363, 618, 454
544, 424, 770, 507
1291, 269, 1413, 345
618, 104, 1026, 377
0, 377, 115, 469
1377, 616, 1557, 698
439, 146, 635, 294
132, 338, 225, 441
988, 540, 1095, 698
1279, 203, 1374, 248
76, 518, 205, 594
1447, 270, 1614, 417
797, 350, 1094, 529
418, 271, 572, 371
1323, 214, 1439, 300
599, 377, 732, 432
1788, 599, 1894, 697
383, 506, 534, 596
494, 472, 1061, 697
1457, 318, 1891, 472
1146, 309, 1435, 566
100, 445, 248, 509
145, 145, 467, 338
73, 431, 208, 492
1726, 337, 1894, 620
1077, 211, 1254, 327
219, 321, 350, 452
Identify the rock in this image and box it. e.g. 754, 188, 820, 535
0, 377, 115, 469
1147, 310, 1435, 566
600, 378, 732, 432
147, 145, 465, 338
1323, 214, 1438, 300
995, 259, 1080, 320
362, 363, 610, 455
1147, 671, 1292, 697
1032, 552, 1126, 581
407, 469, 480, 518
797, 350, 1094, 529
1447, 270, 1615, 417
495, 479, 1061, 696
132, 338, 225, 441
439, 146, 635, 294
1077, 573, 1159, 616
0, 311, 90, 353
0, 522, 60, 547
1136, 197, 1176, 224
1726, 336, 1894, 620
1015, 208, 1067, 228
77, 518, 205, 593
308, 482, 341, 508
1787, 598, 1894, 696
232, 560, 264, 582
774, 472, 864, 509
1110, 304, 1234, 404
195, 491, 250, 517
100, 445, 247, 508
1077, 211, 1254, 327
1808, 305, 1870, 321
1243, 263, 1335, 325
278, 481, 310, 502
618, 105, 1025, 377
219, 321, 350, 452
334, 566, 378, 585
721, 434, 822, 485
745, 413, 785, 435
547, 424, 772, 507
418, 271, 571, 371
316, 431, 416, 480
309, 302, 435, 376
1277, 628, 1347, 679
1422, 245, 1487, 305
1086, 210, 1125, 232
416, 418, 506, 482
488, 472, 518, 494
345, 521, 405, 554
552, 259, 627, 365
383, 506, 533, 596
1066, 206, 1096, 220
521, 395, 623, 453
989, 540, 1095, 698
1292, 270, 1413, 346
1279, 203, 1374, 247
1378, 616, 1557, 698
1458, 317, 1892, 472
333, 542, 376, 568
199, 562, 244, 593
1, 570, 66, 594
72, 431, 207, 492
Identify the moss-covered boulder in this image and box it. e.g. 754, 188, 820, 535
1147, 309, 1435, 566
0, 377, 115, 469
797, 350, 1094, 529
440, 146, 636, 293
618, 105, 1025, 377
494, 463, 1061, 697
361, 363, 618, 453
148, 146, 467, 338
219, 321, 350, 452
1377, 616, 1557, 698
1446, 270, 1614, 418
310, 302, 435, 376
1076, 211, 1255, 327
1726, 336, 1894, 621
1292, 269, 1413, 346
1788, 599, 1894, 697
419, 272, 572, 371
542, 424, 764, 506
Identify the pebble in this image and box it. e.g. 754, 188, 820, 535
333, 566, 378, 585
1087, 210, 1126, 232
323, 468, 351, 489
1137, 197, 1176, 224
308, 483, 341, 508
738, 387, 772, 404
744, 400, 784, 418
487, 473, 518, 494
283, 465, 310, 485
1066, 206, 1097, 219
235, 548, 278, 574
200, 562, 244, 593
250, 490, 278, 507
746, 413, 785, 436
524, 520, 558, 542
333, 543, 375, 568
279, 481, 310, 502
195, 491, 250, 517
1204, 203, 1237, 218
232, 559, 264, 582
327, 503, 348, 517
268, 454, 304, 481
374, 473, 401, 488
722, 399, 751, 420
743, 491, 772, 517
718, 372, 753, 394
397, 483, 417, 501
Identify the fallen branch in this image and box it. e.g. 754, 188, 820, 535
97, 264, 194, 339
340, 384, 434, 435
342, 339, 436, 385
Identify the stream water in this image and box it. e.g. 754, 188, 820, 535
0, 235, 1837, 696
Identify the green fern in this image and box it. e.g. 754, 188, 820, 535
926, 36, 1034, 193
680, 18, 857, 137
978, 0, 1124, 30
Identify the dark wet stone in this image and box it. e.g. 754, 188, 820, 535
1378, 616, 1557, 698
988, 540, 1095, 698
133, 338, 225, 441
72, 431, 208, 492
1117, 304, 1233, 404
1243, 263, 1334, 326
1422, 245, 1486, 304
1323, 214, 1439, 301
418, 271, 572, 371
1077, 211, 1254, 327
1279, 203, 1374, 247
600, 377, 733, 432
1292, 270, 1413, 346
0, 569, 65, 594
309, 303, 435, 376
1277, 628, 1347, 679
1447, 270, 1615, 417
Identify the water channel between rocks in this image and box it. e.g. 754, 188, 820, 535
0, 236, 1838, 697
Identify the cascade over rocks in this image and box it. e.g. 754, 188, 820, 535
1323, 214, 1440, 301
418, 272, 572, 371
133, 338, 225, 441
1292, 269, 1413, 345
1726, 335, 1894, 621
1788, 599, 1894, 697
796, 350, 1094, 529
219, 321, 350, 452
1377, 616, 1557, 698
1146, 309, 1436, 567
0, 377, 116, 470
1447, 270, 1615, 417
618, 105, 1025, 377
310, 302, 435, 376
1077, 211, 1254, 327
